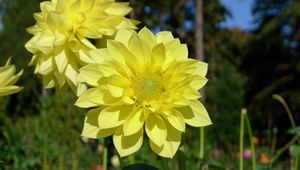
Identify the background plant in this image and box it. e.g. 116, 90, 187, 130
1, 0, 300, 169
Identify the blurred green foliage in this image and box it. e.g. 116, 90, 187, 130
241, 0, 300, 146
0, 0, 43, 116
0, 0, 300, 169
0, 94, 100, 170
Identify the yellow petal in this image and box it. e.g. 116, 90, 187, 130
165, 60, 208, 90
54, 50, 68, 74
76, 82, 87, 96
25, 0, 138, 95
170, 92, 190, 106
78, 49, 94, 64
2, 70, 23, 87
155, 31, 174, 44
68, 38, 81, 52
151, 43, 166, 71
46, 11, 60, 29
165, 39, 187, 61
53, 31, 67, 47
97, 128, 118, 138
36, 56, 53, 75
65, 64, 78, 86
28, 55, 38, 66
0, 86, 23, 97
77, 64, 102, 86
105, 2, 132, 15
175, 44, 188, 61
194, 61, 208, 77
150, 122, 182, 158
189, 76, 208, 90
145, 114, 167, 147
98, 105, 133, 129
98, 74, 130, 88
34, 30, 55, 54
88, 49, 110, 64
77, 34, 97, 50
107, 40, 129, 65
121, 88, 135, 105
26, 25, 41, 35
0, 66, 16, 86
75, 88, 100, 108
42, 74, 55, 88
114, 29, 134, 47
25, 36, 39, 53
92, 87, 122, 105
162, 109, 185, 132
117, 19, 139, 30
128, 34, 150, 68
113, 127, 143, 157
106, 84, 124, 97
54, 71, 66, 88
138, 27, 156, 49
182, 88, 201, 100
82, 107, 118, 138
101, 61, 132, 79
79, 0, 95, 12
123, 109, 146, 136
4, 57, 11, 65
81, 108, 102, 139
77, 27, 103, 39
176, 100, 212, 127
55, 0, 68, 12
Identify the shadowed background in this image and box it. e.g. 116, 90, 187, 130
0, 0, 299, 169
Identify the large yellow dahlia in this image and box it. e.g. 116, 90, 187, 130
75, 27, 212, 158
0, 58, 23, 97
25, 0, 138, 95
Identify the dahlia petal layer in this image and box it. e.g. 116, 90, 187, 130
0, 58, 23, 97
25, 0, 138, 95
77, 27, 211, 158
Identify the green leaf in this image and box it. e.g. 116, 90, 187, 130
206, 160, 225, 169
123, 163, 159, 170
287, 126, 300, 136
289, 144, 300, 157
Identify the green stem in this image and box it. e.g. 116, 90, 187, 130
295, 154, 299, 170
272, 95, 296, 128
161, 158, 169, 170
245, 114, 257, 170
178, 146, 186, 170
271, 136, 298, 163
103, 143, 108, 170
239, 111, 245, 170
128, 155, 135, 165
200, 127, 204, 160
117, 152, 124, 169
0, 98, 5, 112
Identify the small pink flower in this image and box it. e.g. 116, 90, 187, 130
27, 139, 33, 145
243, 149, 252, 160
212, 149, 221, 158
96, 165, 103, 170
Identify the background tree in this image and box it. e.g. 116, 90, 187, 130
241, 0, 300, 146
0, 0, 44, 116
2, 0, 299, 168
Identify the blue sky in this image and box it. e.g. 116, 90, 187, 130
220, 0, 254, 30
0, 0, 254, 31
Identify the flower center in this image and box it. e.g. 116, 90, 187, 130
132, 73, 164, 102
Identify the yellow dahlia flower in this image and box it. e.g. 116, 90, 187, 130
0, 58, 23, 97
75, 27, 212, 158
25, 0, 138, 95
